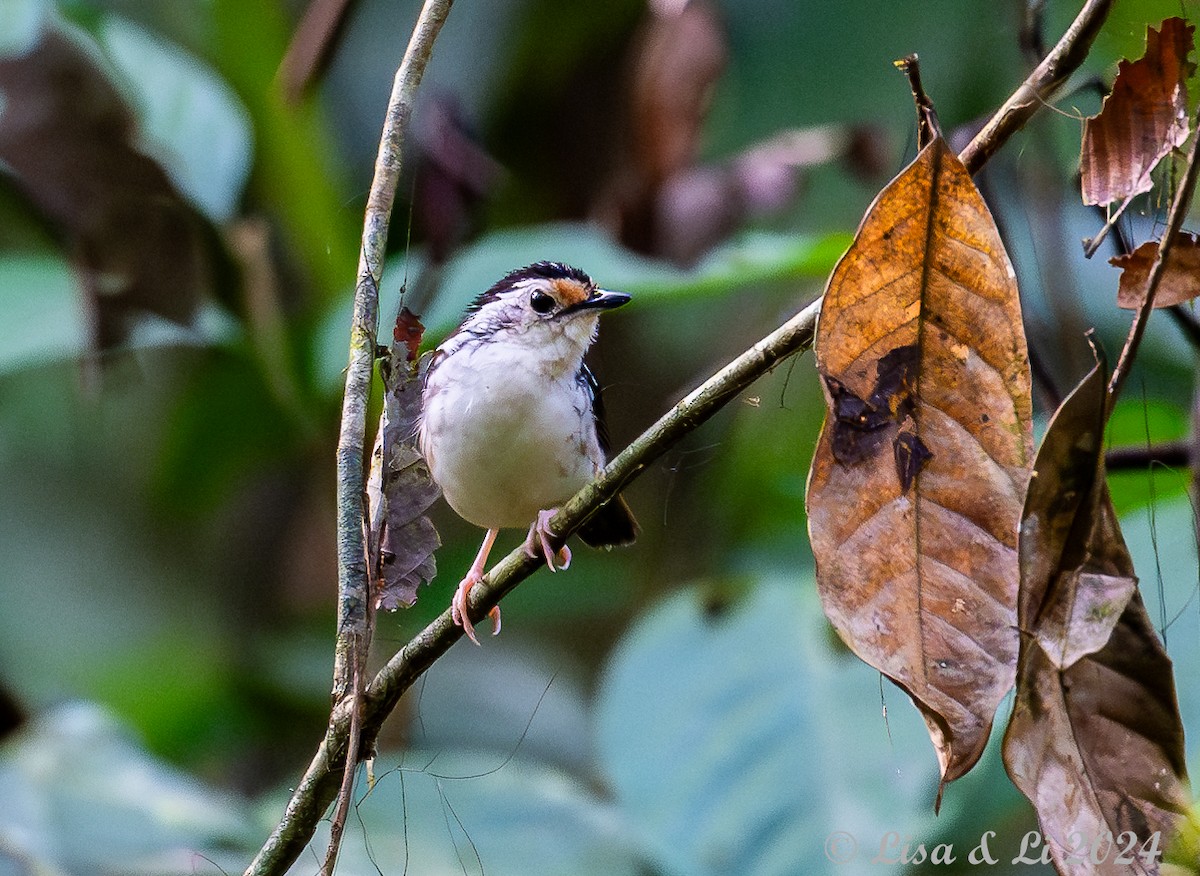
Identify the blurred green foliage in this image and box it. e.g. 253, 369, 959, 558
1, 0, 1199, 873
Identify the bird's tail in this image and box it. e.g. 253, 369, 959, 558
578, 495, 638, 549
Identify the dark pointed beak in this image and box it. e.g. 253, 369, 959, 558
563, 289, 631, 315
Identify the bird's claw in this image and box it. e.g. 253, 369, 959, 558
451, 571, 501, 646
524, 509, 571, 572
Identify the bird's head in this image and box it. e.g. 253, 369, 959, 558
451, 262, 631, 355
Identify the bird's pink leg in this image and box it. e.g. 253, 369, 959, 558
523, 509, 571, 572
452, 528, 501, 645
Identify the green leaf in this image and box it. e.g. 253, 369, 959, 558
594, 577, 939, 876
0, 703, 255, 875
93, 15, 253, 223
278, 753, 644, 876
0, 0, 48, 58
0, 254, 86, 373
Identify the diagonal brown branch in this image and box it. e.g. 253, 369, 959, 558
958, 0, 1113, 175
1107, 104, 1200, 407
244, 2, 1114, 873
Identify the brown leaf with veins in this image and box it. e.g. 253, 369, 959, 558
807, 137, 1033, 796
1005, 361, 1189, 875
366, 308, 441, 610
1111, 234, 1200, 309
1081, 17, 1195, 207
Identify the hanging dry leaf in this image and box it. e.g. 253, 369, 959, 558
598, 0, 727, 260
366, 308, 441, 610
1081, 17, 1195, 207
628, 0, 726, 188
1005, 362, 1189, 875
1111, 234, 1200, 309
807, 136, 1033, 793
0, 26, 217, 349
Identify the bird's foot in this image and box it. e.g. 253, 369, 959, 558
523, 509, 571, 572
451, 570, 501, 646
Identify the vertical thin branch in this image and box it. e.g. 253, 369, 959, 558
320, 661, 363, 875
333, 0, 452, 703
1107, 106, 1200, 405
278, 0, 359, 103
245, 3, 453, 876
894, 54, 941, 148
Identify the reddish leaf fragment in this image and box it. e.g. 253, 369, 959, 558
1081, 18, 1195, 207
1005, 362, 1189, 875
394, 306, 425, 362
807, 137, 1033, 793
366, 311, 441, 610
1111, 234, 1200, 309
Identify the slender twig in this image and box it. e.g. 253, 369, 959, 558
895, 55, 941, 148
334, 0, 451, 704
320, 660, 362, 875
1167, 305, 1200, 350
959, 0, 1113, 175
278, 0, 359, 103
1108, 106, 1200, 406
1083, 196, 1139, 257
244, 2, 453, 876
1105, 440, 1190, 471
244, 2, 1114, 872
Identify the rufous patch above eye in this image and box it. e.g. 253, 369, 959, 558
551, 278, 591, 308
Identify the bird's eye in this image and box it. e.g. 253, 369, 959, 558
530, 290, 556, 314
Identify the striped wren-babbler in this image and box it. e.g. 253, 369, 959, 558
419, 262, 637, 644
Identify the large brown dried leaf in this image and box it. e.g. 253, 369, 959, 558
1005, 363, 1189, 875
807, 137, 1033, 791
1081, 18, 1195, 207
0, 25, 217, 348
1111, 234, 1200, 309
366, 309, 441, 610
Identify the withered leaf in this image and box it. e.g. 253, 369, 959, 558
0, 23, 217, 348
1005, 362, 1189, 875
1111, 234, 1200, 309
894, 430, 932, 494
807, 137, 1033, 793
826, 344, 918, 466
600, 0, 727, 262
1081, 17, 1195, 207
366, 308, 441, 610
